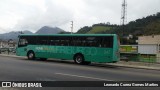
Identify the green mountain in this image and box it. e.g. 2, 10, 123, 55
76, 12, 160, 36
121, 12, 160, 36
76, 12, 160, 44
87, 26, 111, 34
77, 24, 118, 34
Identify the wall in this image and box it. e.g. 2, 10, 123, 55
138, 44, 157, 54
138, 35, 160, 44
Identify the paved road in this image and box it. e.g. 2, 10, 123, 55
0, 55, 160, 90
0, 55, 160, 81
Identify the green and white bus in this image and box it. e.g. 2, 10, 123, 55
16, 34, 120, 64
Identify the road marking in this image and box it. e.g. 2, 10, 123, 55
55, 73, 113, 81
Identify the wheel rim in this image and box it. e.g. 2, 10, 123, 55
29, 53, 34, 59
76, 56, 82, 63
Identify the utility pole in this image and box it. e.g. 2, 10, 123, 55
121, 0, 127, 26
19, 31, 24, 34
120, 0, 127, 44
71, 21, 73, 34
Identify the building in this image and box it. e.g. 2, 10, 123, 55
0, 41, 9, 48
0, 40, 17, 48
138, 35, 160, 45
138, 35, 160, 58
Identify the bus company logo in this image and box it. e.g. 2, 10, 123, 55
35, 47, 43, 50
2, 82, 11, 87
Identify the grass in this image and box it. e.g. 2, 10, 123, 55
87, 26, 111, 34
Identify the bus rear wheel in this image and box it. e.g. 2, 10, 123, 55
27, 51, 35, 60
74, 54, 84, 65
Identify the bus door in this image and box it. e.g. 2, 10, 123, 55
16, 37, 28, 56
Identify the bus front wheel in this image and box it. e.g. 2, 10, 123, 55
27, 51, 35, 60
74, 54, 84, 65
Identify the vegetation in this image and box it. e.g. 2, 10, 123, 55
76, 12, 160, 44
87, 26, 111, 34
58, 31, 71, 34
76, 26, 92, 34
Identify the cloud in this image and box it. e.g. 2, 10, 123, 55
0, 0, 74, 33
127, 0, 160, 21
0, 0, 160, 33
14, 0, 74, 32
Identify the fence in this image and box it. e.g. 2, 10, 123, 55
120, 53, 160, 64
0, 47, 16, 55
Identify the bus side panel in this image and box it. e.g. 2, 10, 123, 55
16, 46, 27, 56
26, 45, 49, 58
44, 46, 73, 60
112, 35, 120, 62
51, 46, 73, 60
89, 48, 113, 63
73, 47, 114, 63
33, 46, 74, 60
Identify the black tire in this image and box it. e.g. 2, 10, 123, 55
84, 61, 91, 65
27, 51, 35, 60
40, 58, 47, 61
74, 54, 84, 64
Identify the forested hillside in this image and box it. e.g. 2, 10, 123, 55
76, 12, 160, 44
120, 12, 160, 36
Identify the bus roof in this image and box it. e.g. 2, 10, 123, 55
18, 34, 117, 37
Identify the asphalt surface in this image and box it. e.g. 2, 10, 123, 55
0, 55, 160, 81
0, 55, 160, 90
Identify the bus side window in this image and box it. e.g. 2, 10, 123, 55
50, 40, 54, 45
97, 37, 103, 47
60, 37, 71, 46
37, 36, 48, 45
26, 36, 37, 45
49, 36, 58, 45
18, 38, 28, 47
103, 36, 113, 48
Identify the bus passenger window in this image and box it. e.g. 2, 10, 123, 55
18, 39, 28, 47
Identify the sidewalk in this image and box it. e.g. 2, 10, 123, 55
1, 54, 160, 70
108, 61, 160, 70
0, 53, 21, 58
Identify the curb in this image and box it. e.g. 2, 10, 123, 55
108, 63, 160, 71
0, 54, 24, 58
1, 54, 160, 71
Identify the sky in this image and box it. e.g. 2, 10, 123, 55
0, 0, 160, 34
